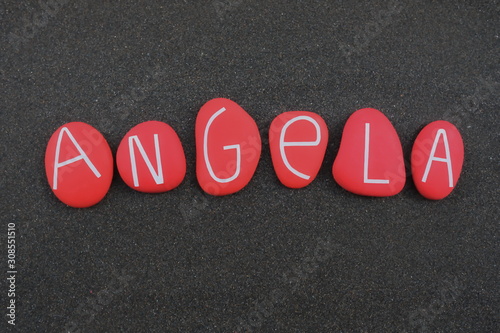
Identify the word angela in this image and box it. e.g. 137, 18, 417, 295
44, 98, 464, 208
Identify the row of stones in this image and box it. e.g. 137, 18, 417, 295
45, 98, 464, 208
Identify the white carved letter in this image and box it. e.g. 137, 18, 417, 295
422, 129, 453, 187
279, 116, 321, 180
52, 127, 101, 190
128, 134, 164, 187
203, 108, 241, 183
363, 123, 390, 184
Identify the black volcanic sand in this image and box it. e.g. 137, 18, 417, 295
0, 1, 498, 332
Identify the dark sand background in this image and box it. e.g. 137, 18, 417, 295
1, 1, 498, 332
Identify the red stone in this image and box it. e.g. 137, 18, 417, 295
332, 108, 406, 197
116, 121, 186, 193
45, 122, 113, 208
269, 111, 328, 188
196, 98, 261, 196
411, 121, 464, 200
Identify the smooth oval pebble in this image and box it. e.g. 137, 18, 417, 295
411, 120, 464, 200
269, 111, 328, 188
45, 122, 113, 208
332, 108, 406, 197
116, 121, 186, 193
196, 98, 261, 196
